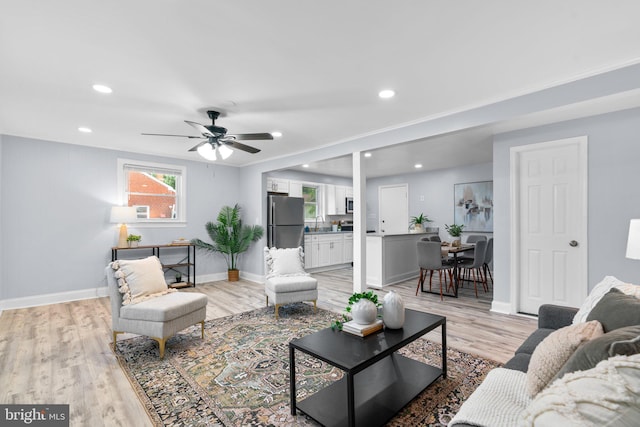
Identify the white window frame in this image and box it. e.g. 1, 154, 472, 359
302, 183, 323, 222
117, 158, 187, 227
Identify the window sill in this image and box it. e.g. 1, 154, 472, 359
132, 221, 187, 228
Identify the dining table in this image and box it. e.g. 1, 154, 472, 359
418, 244, 475, 298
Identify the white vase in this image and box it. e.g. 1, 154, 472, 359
351, 299, 377, 325
382, 291, 405, 329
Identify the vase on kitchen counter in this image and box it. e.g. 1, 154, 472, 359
382, 290, 405, 329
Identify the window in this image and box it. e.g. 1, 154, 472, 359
302, 185, 319, 220
117, 159, 186, 224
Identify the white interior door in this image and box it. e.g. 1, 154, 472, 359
379, 184, 408, 234
511, 137, 588, 315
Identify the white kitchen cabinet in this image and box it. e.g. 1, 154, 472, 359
304, 235, 313, 268
343, 233, 353, 263
289, 181, 303, 197
325, 184, 352, 215
266, 177, 289, 193
335, 186, 347, 214
306, 233, 348, 268
329, 236, 343, 265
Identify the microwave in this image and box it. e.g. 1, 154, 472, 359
346, 197, 354, 213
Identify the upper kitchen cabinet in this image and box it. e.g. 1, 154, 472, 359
289, 181, 303, 197
325, 184, 352, 215
266, 177, 289, 194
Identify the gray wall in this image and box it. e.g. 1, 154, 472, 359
366, 163, 493, 237
0, 135, 241, 300
493, 107, 640, 305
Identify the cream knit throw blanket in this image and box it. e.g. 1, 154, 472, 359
449, 368, 531, 427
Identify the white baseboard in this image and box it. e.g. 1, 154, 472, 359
195, 272, 264, 285
240, 271, 264, 284
490, 300, 512, 314
0, 287, 109, 311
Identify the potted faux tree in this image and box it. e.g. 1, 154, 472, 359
445, 223, 464, 247
409, 213, 432, 233
191, 204, 264, 282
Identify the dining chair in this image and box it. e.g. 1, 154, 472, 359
457, 239, 488, 297
416, 241, 454, 300
459, 234, 487, 262
483, 238, 494, 288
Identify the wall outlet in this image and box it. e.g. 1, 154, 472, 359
419, 195, 425, 201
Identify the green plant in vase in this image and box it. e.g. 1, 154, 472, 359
126, 234, 142, 247
191, 204, 264, 282
410, 213, 432, 232
445, 223, 464, 246
331, 290, 382, 330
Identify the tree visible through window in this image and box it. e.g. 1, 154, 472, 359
302, 185, 318, 220
118, 159, 186, 223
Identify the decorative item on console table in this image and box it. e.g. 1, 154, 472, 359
191, 204, 264, 282
445, 223, 464, 247
127, 234, 142, 248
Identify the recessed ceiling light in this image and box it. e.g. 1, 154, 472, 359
271, 131, 283, 138
78, 127, 92, 133
302, 164, 309, 168
364, 152, 372, 158
414, 163, 423, 169
92, 84, 112, 94
378, 89, 395, 99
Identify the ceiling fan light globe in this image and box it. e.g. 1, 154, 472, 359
218, 144, 233, 159
197, 143, 217, 161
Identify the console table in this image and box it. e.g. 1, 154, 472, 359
111, 244, 196, 288
289, 309, 446, 427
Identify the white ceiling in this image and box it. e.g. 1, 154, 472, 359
2, 1, 640, 177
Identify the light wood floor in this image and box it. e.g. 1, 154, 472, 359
0, 268, 536, 427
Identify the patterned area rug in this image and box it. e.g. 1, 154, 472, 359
115, 303, 499, 426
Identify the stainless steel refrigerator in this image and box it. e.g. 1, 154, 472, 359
267, 195, 304, 248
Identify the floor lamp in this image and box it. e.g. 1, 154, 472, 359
111, 206, 137, 248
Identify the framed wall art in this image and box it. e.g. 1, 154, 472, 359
454, 181, 493, 232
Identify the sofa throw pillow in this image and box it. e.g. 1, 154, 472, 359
520, 354, 640, 427
615, 282, 640, 299
264, 247, 308, 278
554, 325, 640, 381
586, 288, 640, 332
572, 276, 629, 324
610, 334, 640, 357
527, 320, 604, 397
112, 256, 174, 305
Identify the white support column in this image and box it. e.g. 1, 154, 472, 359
352, 152, 366, 293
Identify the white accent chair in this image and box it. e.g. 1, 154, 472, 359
105, 257, 208, 358
264, 247, 318, 318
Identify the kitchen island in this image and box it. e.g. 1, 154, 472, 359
366, 231, 438, 288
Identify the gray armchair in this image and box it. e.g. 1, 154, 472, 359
105, 262, 208, 358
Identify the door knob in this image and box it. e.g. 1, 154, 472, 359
569, 240, 578, 247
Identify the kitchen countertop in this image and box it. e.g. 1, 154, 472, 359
304, 230, 353, 235
366, 231, 438, 237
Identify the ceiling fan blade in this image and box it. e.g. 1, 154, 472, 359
224, 140, 261, 154
185, 120, 215, 138
188, 140, 208, 152
228, 133, 274, 141
141, 133, 202, 139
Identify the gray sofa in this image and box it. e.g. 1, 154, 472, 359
502, 304, 578, 373
450, 286, 640, 426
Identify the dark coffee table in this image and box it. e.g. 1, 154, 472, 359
289, 309, 446, 427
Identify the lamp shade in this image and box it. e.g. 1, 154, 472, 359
626, 219, 640, 260
110, 206, 137, 224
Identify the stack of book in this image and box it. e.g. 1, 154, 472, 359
342, 319, 383, 337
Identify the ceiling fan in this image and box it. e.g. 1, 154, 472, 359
142, 110, 273, 160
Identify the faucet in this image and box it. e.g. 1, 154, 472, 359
315, 215, 324, 232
